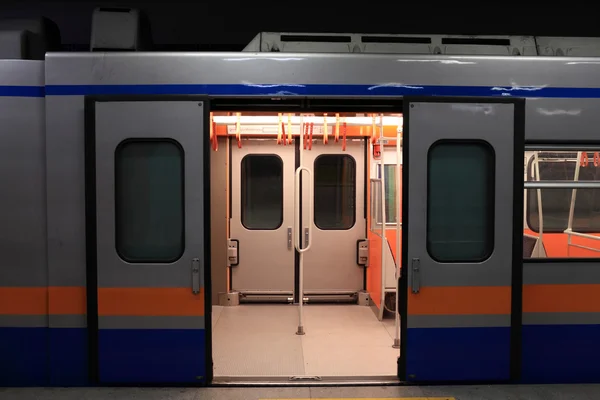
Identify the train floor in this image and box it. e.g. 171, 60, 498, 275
211, 304, 399, 380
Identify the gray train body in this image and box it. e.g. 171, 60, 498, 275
2, 41, 600, 385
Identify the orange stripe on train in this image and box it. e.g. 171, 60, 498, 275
0, 287, 205, 317
523, 284, 600, 313
409, 286, 512, 315
0, 286, 86, 315
0, 287, 47, 314
48, 286, 86, 314
98, 288, 205, 316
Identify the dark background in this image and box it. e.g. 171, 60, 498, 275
0, 1, 596, 50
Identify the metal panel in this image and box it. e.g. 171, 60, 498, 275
90, 99, 207, 384
0, 96, 46, 287
0, 59, 47, 387
45, 52, 600, 144
301, 139, 366, 293
229, 139, 296, 294
402, 99, 521, 382
43, 52, 600, 89
243, 32, 537, 56
537, 36, 600, 57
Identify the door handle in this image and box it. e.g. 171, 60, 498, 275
192, 258, 201, 295
411, 258, 420, 294
304, 228, 309, 248
294, 166, 313, 253
287, 227, 293, 250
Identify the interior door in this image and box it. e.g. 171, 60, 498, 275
400, 97, 524, 382
301, 139, 366, 294
230, 139, 296, 297
86, 97, 209, 384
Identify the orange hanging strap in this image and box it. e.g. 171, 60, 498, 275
209, 111, 214, 141
303, 122, 308, 149
236, 112, 242, 148
281, 122, 286, 146
212, 120, 218, 151
277, 113, 283, 145
309, 122, 314, 150
581, 152, 589, 167
323, 114, 329, 144
209, 112, 217, 151
342, 121, 347, 151
335, 113, 340, 143
594, 152, 600, 167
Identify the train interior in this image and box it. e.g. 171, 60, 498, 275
208, 109, 403, 382
206, 109, 600, 383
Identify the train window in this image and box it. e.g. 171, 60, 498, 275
314, 154, 356, 230
376, 164, 398, 224
427, 141, 495, 262
241, 154, 284, 230
524, 150, 600, 259
115, 140, 184, 263
527, 152, 600, 233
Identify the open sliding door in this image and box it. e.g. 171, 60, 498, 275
85, 96, 211, 384
399, 97, 525, 383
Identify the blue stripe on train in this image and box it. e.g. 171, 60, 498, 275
98, 328, 207, 384
522, 324, 600, 384
5, 83, 600, 98
0, 86, 45, 97
406, 326, 511, 382
48, 328, 88, 386
43, 83, 600, 98
0, 327, 47, 386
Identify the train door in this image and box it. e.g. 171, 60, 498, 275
301, 139, 366, 296
400, 98, 524, 382
85, 97, 209, 384
230, 139, 296, 300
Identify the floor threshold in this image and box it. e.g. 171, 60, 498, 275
212, 375, 401, 386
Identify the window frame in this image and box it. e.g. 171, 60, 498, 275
313, 153, 357, 231
114, 138, 186, 264
240, 153, 285, 231
373, 163, 399, 226
425, 139, 496, 263
525, 152, 600, 234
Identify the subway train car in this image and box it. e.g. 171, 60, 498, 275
2, 8, 600, 387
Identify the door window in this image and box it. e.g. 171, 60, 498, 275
427, 140, 495, 262
115, 139, 185, 263
241, 154, 284, 230
314, 154, 356, 230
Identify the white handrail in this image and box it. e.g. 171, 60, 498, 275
564, 229, 600, 241
294, 166, 313, 253
566, 152, 583, 257
533, 152, 544, 257
524, 181, 600, 189
294, 153, 312, 335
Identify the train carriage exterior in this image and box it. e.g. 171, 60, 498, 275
2, 14, 600, 387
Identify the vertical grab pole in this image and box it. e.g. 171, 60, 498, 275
295, 166, 312, 335
378, 114, 387, 321
533, 151, 544, 257
566, 151, 582, 257
393, 121, 401, 349
295, 116, 312, 335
